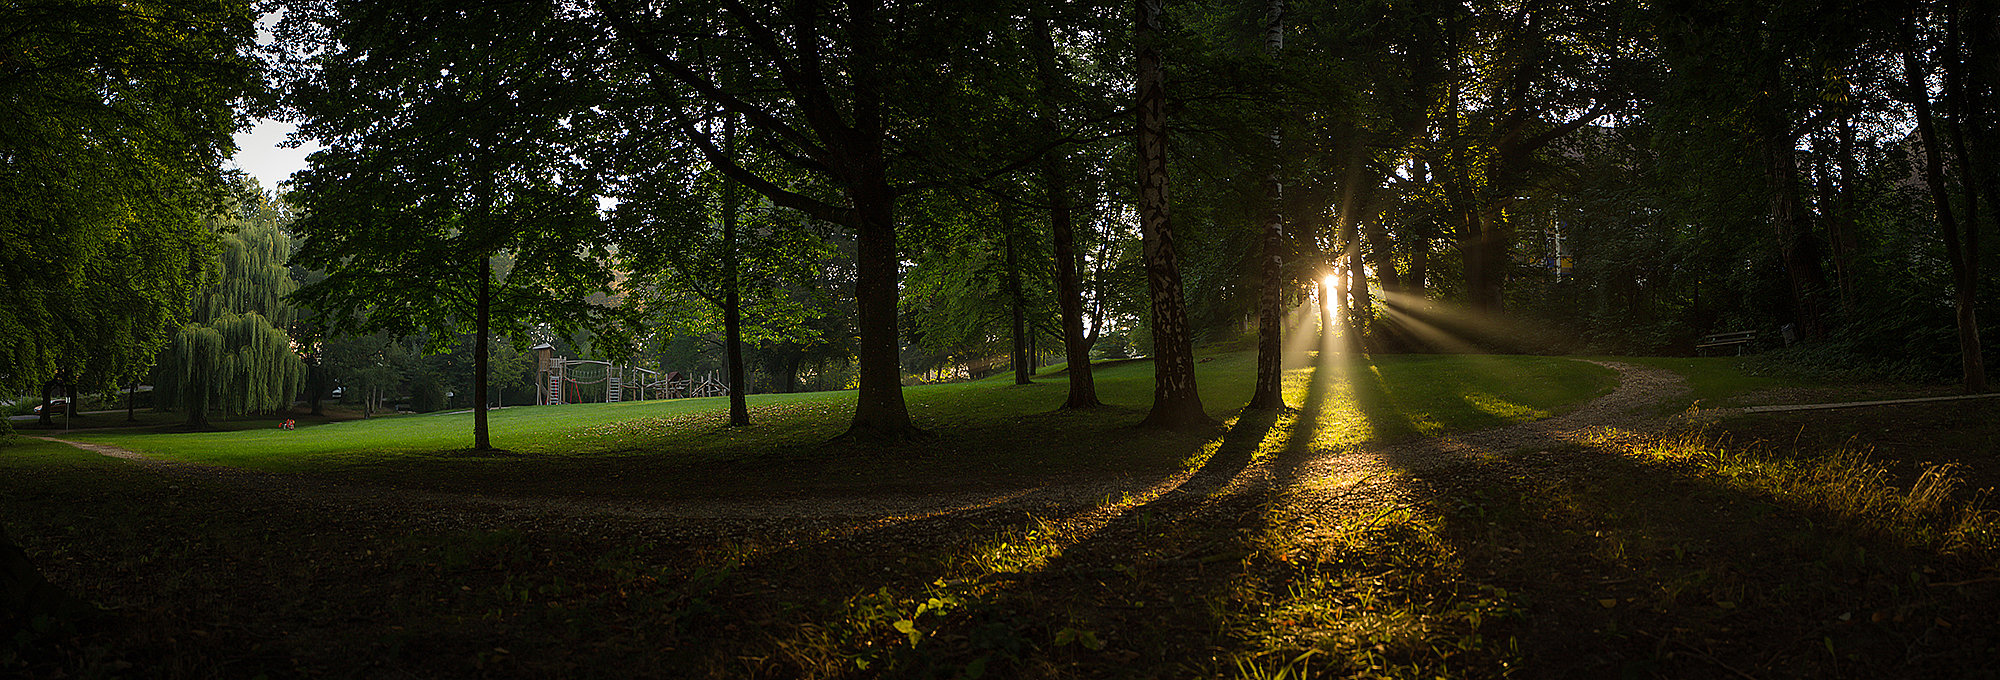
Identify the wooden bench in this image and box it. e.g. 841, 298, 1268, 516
1697, 330, 1757, 356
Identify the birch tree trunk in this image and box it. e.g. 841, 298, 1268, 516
1136, 0, 1210, 430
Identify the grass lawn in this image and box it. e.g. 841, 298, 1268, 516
14, 350, 1996, 678
61, 350, 1616, 500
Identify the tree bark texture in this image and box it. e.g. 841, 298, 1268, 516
473, 256, 493, 450
1248, 0, 1288, 411
1002, 205, 1033, 385
1135, 0, 1209, 430
1316, 277, 1334, 348
1762, 133, 1829, 343
307, 348, 326, 416
847, 168, 918, 437
1028, 9, 1101, 408
1366, 217, 1402, 296
723, 118, 751, 426
1905, 24, 1988, 393
1349, 220, 1371, 333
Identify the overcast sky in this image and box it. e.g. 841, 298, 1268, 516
228, 118, 320, 194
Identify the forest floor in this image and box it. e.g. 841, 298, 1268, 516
4, 355, 1998, 679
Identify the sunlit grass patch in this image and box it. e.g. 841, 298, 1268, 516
1223, 503, 1526, 679
1599, 428, 2000, 557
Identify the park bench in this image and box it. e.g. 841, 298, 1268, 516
1696, 330, 1758, 356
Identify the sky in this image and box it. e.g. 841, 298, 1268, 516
228, 118, 320, 193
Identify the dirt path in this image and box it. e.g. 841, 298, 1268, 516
1269, 360, 1686, 537
32, 360, 1686, 537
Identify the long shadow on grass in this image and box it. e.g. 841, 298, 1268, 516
1239, 403, 2000, 680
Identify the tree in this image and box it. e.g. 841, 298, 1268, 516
280, 0, 620, 450
1248, 0, 1290, 411
1135, 0, 1212, 430
607, 114, 834, 424
0, 0, 256, 640
154, 181, 308, 429
593, 0, 1037, 439
1023, 4, 1113, 409
1901, 0, 1989, 392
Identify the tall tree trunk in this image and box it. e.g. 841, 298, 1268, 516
1445, 82, 1498, 312
307, 344, 325, 416
37, 380, 55, 428
839, 4, 918, 440
1248, 0, 1288, 411
1316, 276, 1334, 348
1906, 18, 1988, 392
473, 256, 493, 450
845, 168, 919, 438
723, 119, 751, 426
1366, 217, 1402, 295
1003, 205, 1032, 385
1467, 213, 1510, 312
1350, 220, 1372, 338
1135, 0, 1209, 430
1827, 120, 1861, 314
1763, 131, 1829, 342
1028, 8, 1101, 408
184, 361, 211, 431
1027, 328, 1038, 376
1410, 218, 1432, 297
1336, 253, 1350, 331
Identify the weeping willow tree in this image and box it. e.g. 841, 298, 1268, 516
195, 200, 298, 327
166, 313, 303, 429
170, 324, 223, 429
155, 181, 308, 427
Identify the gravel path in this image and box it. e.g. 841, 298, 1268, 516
33, 360, 1687, 540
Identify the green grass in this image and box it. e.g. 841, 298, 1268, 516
15, 352, 1998, 678
65, 350, 1617, 494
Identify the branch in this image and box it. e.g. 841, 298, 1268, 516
680, 119, 854, 226
597, 0, 831, 162
1507, 103, 1614, 158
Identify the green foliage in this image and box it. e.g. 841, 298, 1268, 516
171, 324, 223, 424
281, 0, 621, 353
212, 313, 306, 415
153, 180, 309, 419
196, 188, 300, 327
0, 0, 258, 392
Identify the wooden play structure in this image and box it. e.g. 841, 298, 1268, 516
532, 344, 729, 405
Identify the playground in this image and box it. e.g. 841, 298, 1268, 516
531, 344, 729, 406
